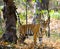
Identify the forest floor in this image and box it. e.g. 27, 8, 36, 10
0, 19, 60, 49
0, 37, 60, 49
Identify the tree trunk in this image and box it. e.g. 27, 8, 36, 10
2, 0, 17, 44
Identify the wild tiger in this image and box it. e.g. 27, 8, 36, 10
18, 19, 49, 45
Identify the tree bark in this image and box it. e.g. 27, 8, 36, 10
2, 0, 17, 44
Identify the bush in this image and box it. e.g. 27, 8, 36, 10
49, 10, 60, 20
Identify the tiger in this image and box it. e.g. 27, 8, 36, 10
18, 19, 49, 45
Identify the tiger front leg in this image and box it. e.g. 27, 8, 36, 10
39, 37, 43, 45
39, 28, 43, 45
19, 30, 26, 44
18, 34, 26, 44
33, 32, 38, 49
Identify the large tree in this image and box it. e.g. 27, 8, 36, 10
2, 0, 17, 44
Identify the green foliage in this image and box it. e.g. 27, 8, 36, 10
36, 9, 60, 20
33, 0, 42, 3
18, 13, 26, 24
49, 10, 60, 19
0, 27, 3, 35
0, 6, 4, 35
0, 19, 3, 35
19, 13, 26, 20
54, 1, 58, 6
